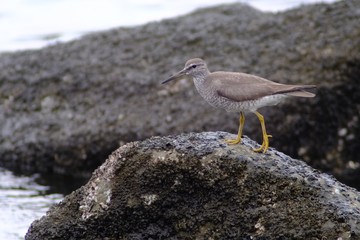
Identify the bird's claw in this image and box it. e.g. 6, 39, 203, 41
253, 134, 271, 153
225, 138, 241, 145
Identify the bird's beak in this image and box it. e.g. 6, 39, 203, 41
161, 68, 187, 84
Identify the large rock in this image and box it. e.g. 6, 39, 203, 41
1, 0, 359, 187
26, 132, 360, 239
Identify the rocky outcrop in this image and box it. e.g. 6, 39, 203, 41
26, 132, 360, 239
1, 0, 359, 188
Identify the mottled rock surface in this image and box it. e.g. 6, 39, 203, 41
26, 132, 360, 239
1, 0, 360, 187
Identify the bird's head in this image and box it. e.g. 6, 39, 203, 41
162, 58, 209, 84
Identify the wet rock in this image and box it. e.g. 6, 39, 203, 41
0, 0, 360, 188
26, 132, 360, 239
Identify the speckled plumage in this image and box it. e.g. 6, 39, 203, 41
192, 73, 288, 113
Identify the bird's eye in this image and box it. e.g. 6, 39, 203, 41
191, 65, 197, 69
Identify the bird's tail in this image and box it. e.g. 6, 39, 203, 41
280, 85, 317, 98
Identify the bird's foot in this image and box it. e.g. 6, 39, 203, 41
225, 137, 241, 145
253, 134, 272, 153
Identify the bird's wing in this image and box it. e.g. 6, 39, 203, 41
211, 72, 281, 102
210, 72, 316, 102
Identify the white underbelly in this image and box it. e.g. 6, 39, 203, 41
207, 94, 288, 113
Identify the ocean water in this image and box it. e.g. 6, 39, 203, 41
0, 167, 86, 240
0, 0, 336, 52
0, 168, 63, 240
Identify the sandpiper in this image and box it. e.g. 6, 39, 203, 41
162, 58, 316, 153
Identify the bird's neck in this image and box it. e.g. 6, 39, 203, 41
192, 71, 210, 96
192, 70, 209, 84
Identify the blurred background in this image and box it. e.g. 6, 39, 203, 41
0, 0, 340, 239
0, 0, 336, 52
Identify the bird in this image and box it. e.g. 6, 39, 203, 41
162, 58, 316, 153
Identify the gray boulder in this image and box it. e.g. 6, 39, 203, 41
26, 132, 360, 239
1, 0, 359, 187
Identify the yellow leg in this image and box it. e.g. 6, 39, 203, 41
253, 111, 272, 153
226, 112, 245, 144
